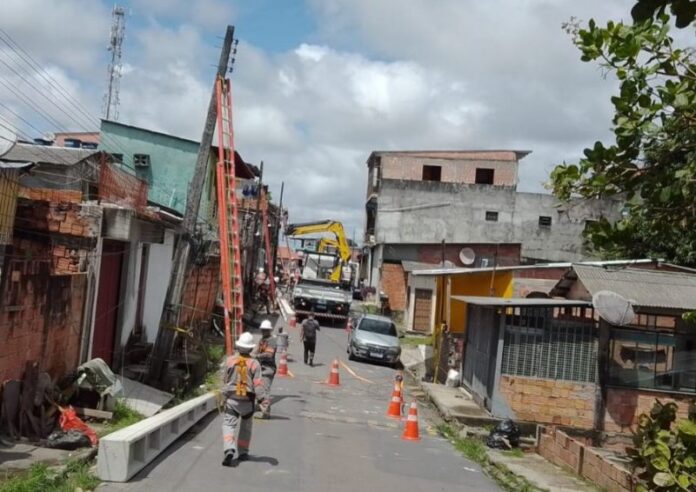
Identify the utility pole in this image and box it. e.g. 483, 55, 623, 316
246, 161, 264, 298
271, 181, 284, 277
148, 25, 236, 385
103, 5, 126, 120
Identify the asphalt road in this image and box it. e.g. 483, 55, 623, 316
99, 321, 499, 491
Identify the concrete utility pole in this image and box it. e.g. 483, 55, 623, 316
148, 25, 236, 385
271, 181, 284, 277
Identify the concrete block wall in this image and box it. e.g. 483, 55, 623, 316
0, 237, 87, 382
604, 388, 694, 433
498, 375, 596, 429
537, 427, 632, 492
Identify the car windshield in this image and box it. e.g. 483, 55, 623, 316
359, 318, 397, 336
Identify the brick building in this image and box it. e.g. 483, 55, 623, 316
362, 150, 622, 318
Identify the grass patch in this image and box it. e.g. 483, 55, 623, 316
401, 335, 433, 346
206, 343, 224, 365
98, 400, 145, 437
503, 448, 525, 458
437, 423, 488, 463
0, 460, 99, 492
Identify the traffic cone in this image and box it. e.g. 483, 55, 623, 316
277, 351, 289, 377
326, 359, 340, 386
401, 401, 421, 441
386, 381, 403, 419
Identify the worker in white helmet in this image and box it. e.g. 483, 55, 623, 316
221, 332, 265, 467
253, 319, 277, 419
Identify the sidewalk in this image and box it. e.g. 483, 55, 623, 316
417, 380, 599, 491
0, 439, 95, 474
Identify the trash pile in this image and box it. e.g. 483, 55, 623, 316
0, 358, 125, 450
486, 419, 521, 450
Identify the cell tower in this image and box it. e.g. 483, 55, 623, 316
103, 5, 126, 121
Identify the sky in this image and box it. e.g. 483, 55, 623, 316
0, 0, 666, 241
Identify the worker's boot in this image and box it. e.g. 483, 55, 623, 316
222, 450, 235, 467
309, 356, 314, 367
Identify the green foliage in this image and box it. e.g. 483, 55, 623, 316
628, 399, 696, 491
401, 335, 434, 346
437, 423, 488, 463
206, 343, 224, 365
0, 460, 99, 492
99, 399, 145, 437
552, 13, 696, 265
631, 0, 696, 28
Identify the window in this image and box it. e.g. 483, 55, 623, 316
133, 153, 151, 167
608, 325, 696, 393
475, 168, 494, 184
485, 211, 499, 222
111, 153, 123, 163
422, 165, 442, 182
501, 307, 597, 383
538, 216, 552, 228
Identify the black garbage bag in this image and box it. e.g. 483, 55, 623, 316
486, 419, 521, 449
43, 430, 91, 450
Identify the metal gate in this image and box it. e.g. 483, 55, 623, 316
462, 305, 499, 409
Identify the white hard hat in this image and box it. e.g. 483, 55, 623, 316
260, 320, 273, 330
236, 332, 256, 350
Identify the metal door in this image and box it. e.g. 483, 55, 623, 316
92, 241, 124, 365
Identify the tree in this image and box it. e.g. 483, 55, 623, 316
632, 0, 696, 28
551, 13, 696, 265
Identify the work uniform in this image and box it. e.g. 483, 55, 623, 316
301, 318, 320, 366
221, 353, 265, 459
254, 335, 277, 418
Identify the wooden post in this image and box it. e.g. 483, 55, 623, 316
147, 26, 236, 385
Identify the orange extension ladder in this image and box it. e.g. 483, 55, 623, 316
215, 76, 244, 356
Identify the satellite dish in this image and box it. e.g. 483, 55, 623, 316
459, 247, 476, 266
0, 125, 17, 157
592, 290, 636, 326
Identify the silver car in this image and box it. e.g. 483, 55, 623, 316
347, 314, 402, 366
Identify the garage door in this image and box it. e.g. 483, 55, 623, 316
413, 289, 432, 332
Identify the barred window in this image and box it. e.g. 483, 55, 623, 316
500, 307, 597, 383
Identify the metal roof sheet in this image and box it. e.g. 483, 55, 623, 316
0, 161, 33, 170
572, 265, 696, 311
451, 295, 590, 307
1, 143, 98, 166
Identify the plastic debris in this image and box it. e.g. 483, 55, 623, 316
486, 419, 521, 449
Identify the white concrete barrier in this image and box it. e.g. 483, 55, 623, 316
97, 392, 217, 482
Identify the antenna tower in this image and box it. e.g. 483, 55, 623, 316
103, 5, 126, 120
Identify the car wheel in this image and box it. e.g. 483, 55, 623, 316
348, 348, 356, 361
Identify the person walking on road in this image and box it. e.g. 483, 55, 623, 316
300, 313, 320, 366
253, 319, 277, 419
221, 332, 266, 467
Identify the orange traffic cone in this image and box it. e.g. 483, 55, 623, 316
326, 359, 340, 386
277, 351, 289, 377
386, 381, 403, 419
401, 401, 421, 441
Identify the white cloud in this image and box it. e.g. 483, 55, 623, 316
4, 0, 684, 242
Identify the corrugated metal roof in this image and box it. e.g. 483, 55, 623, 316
451, 295, 590, 307
1, 143, 98, 166
402, 260, 441, 272
572, 265, 696, 311
0, 161, 33, 170
411, 259, 660, 276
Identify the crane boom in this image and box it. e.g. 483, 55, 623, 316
285, 219, 352, 283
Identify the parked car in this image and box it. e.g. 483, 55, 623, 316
347, 314, 402, 366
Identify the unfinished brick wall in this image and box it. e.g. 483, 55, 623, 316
381, 263, 407, 311
381, 154, 519, 186
0, 237, 87, 382
15, 196, 101, 240
604, 388, 694, 433
180, 258, 221, 327
537, 427, 632, 492
498, 375, 596, 429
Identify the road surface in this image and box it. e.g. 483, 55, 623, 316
100, 321, 499, 491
